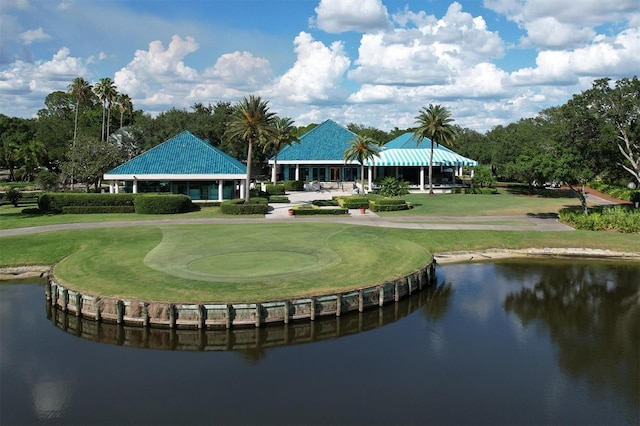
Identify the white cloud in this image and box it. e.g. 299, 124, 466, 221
312, 0, 391, 33
18, 27, 50, 44
267, 32, 350, 104
205, 51, 272, 88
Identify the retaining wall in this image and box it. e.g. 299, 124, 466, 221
46, 261, 435, 329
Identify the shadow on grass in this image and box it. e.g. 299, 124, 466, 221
526, 212, 559, 219
507, 187, 576, 198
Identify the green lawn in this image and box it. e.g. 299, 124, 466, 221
1, 222, 637, 303
377, 189, 591, 216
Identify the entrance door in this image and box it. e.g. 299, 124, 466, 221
330, 167, 341, 182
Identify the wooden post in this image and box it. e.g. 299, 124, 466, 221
226, 304, 232, 329
284, 301, 290, 324
336, 294, 342, 317
310, 297, 316, 321
255, 303, 261, 327
358, 289, 364, 312
61, 289, 68, 312
169, 304, 176, 329
379, 285, 384, 307
116, 300, 124, 324
198, 304, 205, 329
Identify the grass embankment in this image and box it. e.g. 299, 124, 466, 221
1, 222, 637, 303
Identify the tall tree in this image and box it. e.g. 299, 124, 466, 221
264, 117, 299, 184
67, 77, 93, 146
343, 134, 380, 194
225, 95, 276, 203
94, 78, 117, 141
61, 136, 121, 191
115, 93, 133, 130
414, 104, 457, 194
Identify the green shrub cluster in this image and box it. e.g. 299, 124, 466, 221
337, 196, 370, 209
268, 196, 290, 203
38, 193, 137, 213
370, 198, 410, 212
133, 194, 193, 214
3, 188, 22, 207
283, 180, 305, 191
265, 184, 285, 195
62, 206, 136, 214
220, 198, 269, 215
292, 207, 348, 215
588, 182, 637, 201
312, 199, 340, 206
559, 206, 640, 233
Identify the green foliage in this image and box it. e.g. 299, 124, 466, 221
291, 206, 348, 215
36, 170, 61, 192
559, 206, 640, 233
265, 184, 285, 195
62, 205, 136, 214
370, 198, 410, 212
283, 180, 305, 191
588, 181, 638, 201
133, 194, 193, 214
377, 177, 409, 197
471, 187, 499, 195
38, 193, 137, 213
472, 165, 497, 188
312, 199, 340, 206
337, 196, 370, 209
62, 135, 122, 191
268, 196, 290, 203
220, 198, 269, 215
3, 188, 23, 207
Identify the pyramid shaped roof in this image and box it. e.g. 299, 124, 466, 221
105, 130, 246, 179
274, 119, 357, 163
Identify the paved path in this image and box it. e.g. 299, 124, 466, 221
0, 189, 582, 236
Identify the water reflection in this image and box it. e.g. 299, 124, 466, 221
502, 259, 640, 415
47, 282, 453, 359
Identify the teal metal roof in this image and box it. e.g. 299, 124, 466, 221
370, 132, 477, 166
106, 131, 246, 175
276, 120, 357, 161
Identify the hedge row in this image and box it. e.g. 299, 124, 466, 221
268, 196, 290, 203
337, 196, 370, 209
370, 198, 410, 212
291, 207, 348, 215
38, 193, 137, 213
283, 180, 305, 191
220, 198, 269, 215
559, 205, 640, 233
133, 195, 194, 214
265, 184, 285, 195
61, 206, 136, 214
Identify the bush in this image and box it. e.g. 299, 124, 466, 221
471, 187, 499, 195
559, 206, 640, 233
283, 180, 305, 191
377, 177, 409, 197
265, 184, 285, 195
220, 199, 269, 215
337, 196, 370, 209
292, 206, 348, 215
312, 199, 340, 206
133, 194, 193, 214
370, 198, 410, 212
38, 193, 137, 213
269, 196, 290, 203
21, 207, 42, 215
3, 188, 22, 207
62, 205, 136, 214
36, 170, 61, 192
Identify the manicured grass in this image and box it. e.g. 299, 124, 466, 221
0, 203, 259, 230
1, 222, 638, 303
377, 190, 593, 217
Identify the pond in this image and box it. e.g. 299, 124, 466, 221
1, 259, 638, 425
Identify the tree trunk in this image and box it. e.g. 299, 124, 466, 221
428, 146, 434, 195
245, 139, 252, 203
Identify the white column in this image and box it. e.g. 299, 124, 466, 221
295, 164, 300, 181
420, 167, 425, 190
114, 182, 119, 194
239, 181, 245, 199
271, 164, 277, 183
218, 181, 224, 201
109, 182, 114, 193
367, 166, 373, 193
132, 180, 138, 193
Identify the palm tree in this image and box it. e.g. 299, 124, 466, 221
343, 135, 380, 194
414, 104, 457, 195
264, 117, 299, 184
94, 78, 117, 141
225, 95, 276, 203
68, 77, 92, 146
115, 93, 133, 130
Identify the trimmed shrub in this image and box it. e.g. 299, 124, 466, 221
559, 206, 640, 233
38, 193, 137, 213
370, 198, 410, 212
472, 187, 499, 195
337, 196, 370, 209
292, 207, 348, 215
21, 207, 42, 215
265, 184, 285, 195
283, 180, 305, 191
220, 198, 269, 215
312, 199, 340, 206
269, 196, 290, 203
133, 194, 193, 214
3, 188, 22, 207
62, 205, 136, 214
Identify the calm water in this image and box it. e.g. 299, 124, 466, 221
1, 260, 639, 426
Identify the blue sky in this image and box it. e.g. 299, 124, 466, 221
1, 0, 638, 132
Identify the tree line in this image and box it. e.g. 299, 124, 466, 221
1, 75, 637, 203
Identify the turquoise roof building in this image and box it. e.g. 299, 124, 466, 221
104, 131, 247, 201
268, 121, 477, 192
